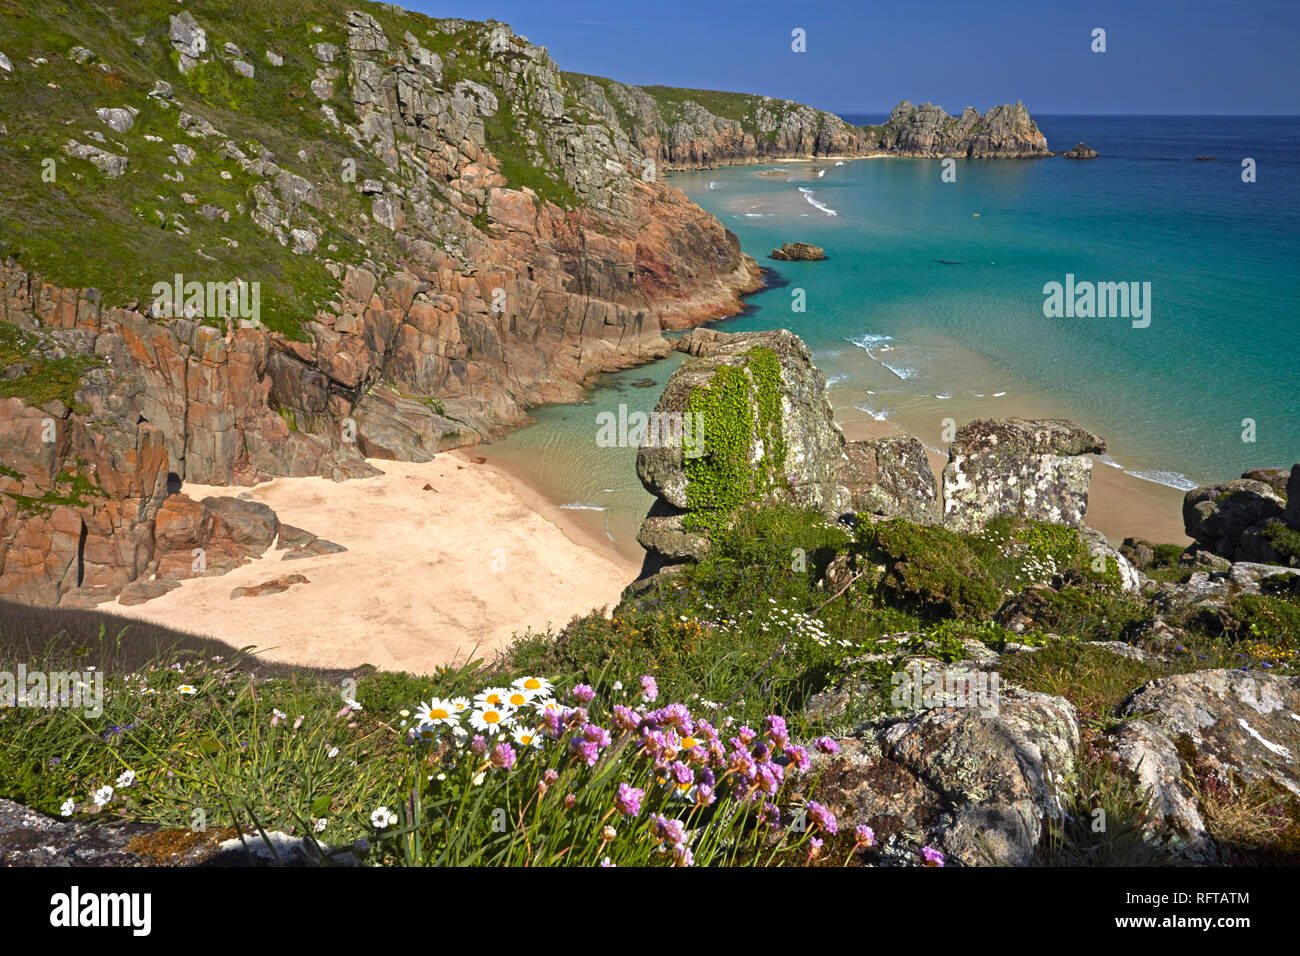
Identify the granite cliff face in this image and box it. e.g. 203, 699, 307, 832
0, 6, 760, 606
566, 80, 1052, 168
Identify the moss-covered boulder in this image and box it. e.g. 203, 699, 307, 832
636, 329, 850, 541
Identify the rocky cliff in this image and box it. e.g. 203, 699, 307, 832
0, 3, 762, 606
0, 1, 1052, 608
567, 79, 1053, 168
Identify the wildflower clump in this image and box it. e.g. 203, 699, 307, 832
385, 675, 844, 866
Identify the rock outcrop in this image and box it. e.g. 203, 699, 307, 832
571, 79, 1052, 169
638, 329, 1107, 569
0, 798, 363, 866
635, 330, 852, 566
805, 652, 1080, 866
843, 436, 941, 525
1062, 142, 1099, 160
1182, 466, 1298, 566
770, 242, 826, 261
940, 419, 1105, 532
869, 100, 1051, 158
1113, 670, 1300, 863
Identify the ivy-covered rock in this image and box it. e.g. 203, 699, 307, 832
635, 329, 850, 549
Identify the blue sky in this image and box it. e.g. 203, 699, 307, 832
403, 0, 1300, 115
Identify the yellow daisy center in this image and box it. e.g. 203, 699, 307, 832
524, 678, 541, 690
486, 694, 501, 705
485, 711, 501, 723
681, 737, 697, 749
430, 708, 448, 720
509, 693, 527, 706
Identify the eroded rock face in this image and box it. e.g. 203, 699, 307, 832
1112, 670, 1300, 862
842, 436, 940, 525
940, 418, 1105, 532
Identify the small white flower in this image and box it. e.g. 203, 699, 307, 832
327, 746, 340, 758
314, 818, 328, 832
92, 785, 114, 807
370, 806, 398, 829
60, 799, 75, 817
115, 769, 136, 788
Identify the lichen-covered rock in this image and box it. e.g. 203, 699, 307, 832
1111, 670, 1300, 861
808, 681, 1079, 866
940, 418, 1104, 532
842, 436, 940, 525
168, 11, 207, 74
636, 330, 849, 555
0, 798, 360, 866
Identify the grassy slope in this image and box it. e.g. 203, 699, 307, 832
4, 505, 1298, 864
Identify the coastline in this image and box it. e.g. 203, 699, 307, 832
114, 451, 641, 673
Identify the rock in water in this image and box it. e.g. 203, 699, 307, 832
770, 242, 826, 261
940, 418, 1104, 532
872, 100, 1051, 158
1062, 142, 1099, 159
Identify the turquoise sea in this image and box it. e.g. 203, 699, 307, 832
490, 116, 1300, 557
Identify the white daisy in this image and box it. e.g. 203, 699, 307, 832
511, 725, 543, 749
468, 705, 515, 735
503, 687, 535, 709
177, 685, 197, 696
414, 698, 461, 727
512, 676, 555, 696
473, 687, 512, 709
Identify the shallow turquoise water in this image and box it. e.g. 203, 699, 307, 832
490, 116, 1300, 554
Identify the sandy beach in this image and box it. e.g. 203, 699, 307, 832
116, 451, 641, 673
